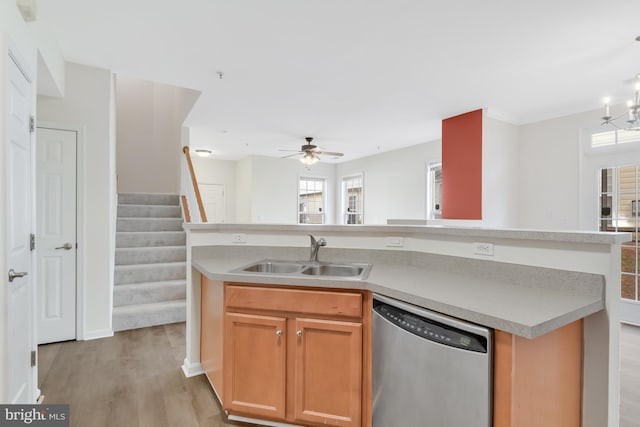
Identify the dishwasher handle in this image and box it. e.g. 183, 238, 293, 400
373, 295, 491, 353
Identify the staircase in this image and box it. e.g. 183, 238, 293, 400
113, 193, 187, 332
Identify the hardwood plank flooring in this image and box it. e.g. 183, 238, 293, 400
39, 321, 640, 426
621, 323, 640, 427
38, 323, 251, 427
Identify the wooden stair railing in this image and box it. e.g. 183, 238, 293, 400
182, 146, 208, 223
181, 195, 191, 223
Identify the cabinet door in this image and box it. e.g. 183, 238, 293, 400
293, 318, 362, 427
224, 312, 287, 419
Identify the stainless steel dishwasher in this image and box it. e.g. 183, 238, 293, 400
372, 294, 492, 427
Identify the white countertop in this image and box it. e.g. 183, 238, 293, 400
184, 222, 629, 245
192, 247, 604, 339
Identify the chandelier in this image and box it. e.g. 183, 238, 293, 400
602, 76, 640, 131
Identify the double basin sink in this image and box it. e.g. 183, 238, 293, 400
232, 260, 373, 280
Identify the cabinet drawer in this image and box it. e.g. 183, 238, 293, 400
225, 284, 363, 319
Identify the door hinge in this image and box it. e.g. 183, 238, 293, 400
29, 116, 35, 133
30, 350, 36, 367
30, 233, 35, 251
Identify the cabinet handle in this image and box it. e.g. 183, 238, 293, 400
296, 330, 302, 337
276, 330, 282, 336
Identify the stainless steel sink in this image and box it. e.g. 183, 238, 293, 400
301, 264, 364, 277
242, 261, 303, 274
231, 259, 372, 280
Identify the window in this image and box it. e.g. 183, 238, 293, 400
427, 162, 442, 220
591, 129, 640, 148
341, 174, 363, 224
298, 177, 326, 224
599, 165, 640, 302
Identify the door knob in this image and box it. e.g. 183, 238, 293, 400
55, 243, 73, 250
8, 269, 28, 283
296, 330, 302, 337
276, 330, 283, 336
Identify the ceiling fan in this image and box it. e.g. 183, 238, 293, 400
280, 137, 344, 165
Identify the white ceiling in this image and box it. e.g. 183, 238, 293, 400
37, 0, 640, 162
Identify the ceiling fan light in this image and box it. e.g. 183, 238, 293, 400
300, 152, 317, 166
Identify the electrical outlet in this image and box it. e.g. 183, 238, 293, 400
231, 233, 247, 244
474, 242, 494, 256
386, 236, 404, 247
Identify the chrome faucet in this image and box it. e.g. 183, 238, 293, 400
309, 235, 327, 262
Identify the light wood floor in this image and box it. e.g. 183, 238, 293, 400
621, 323, 640, 427
40, 322, 640, 427
38, 323, 251, 427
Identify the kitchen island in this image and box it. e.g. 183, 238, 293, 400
183, 223, 627, 427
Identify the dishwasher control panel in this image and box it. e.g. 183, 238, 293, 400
373, 300, 488, 353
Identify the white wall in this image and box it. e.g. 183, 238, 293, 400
248, 155, 336, 224
235, 157, 252, 223
30, 21, 64, 98
483, 115, 519, 227
37, 62, 115, 338
192, 156, 237, 222
336, 141, 441, 224
116, 76, 200, 194
517, 109, 604, 230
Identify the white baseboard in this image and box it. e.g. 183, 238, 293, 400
83, 328, 114, 340
181, 358, 204, 377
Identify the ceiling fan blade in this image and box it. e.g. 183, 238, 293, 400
281, 153, 302, 159
278, 149, 303, 152
316, 151, 344, 157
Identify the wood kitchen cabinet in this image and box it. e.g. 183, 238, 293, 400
224, 312, 287, 419
493, 320, 583, 427
293, 318, 362, 426
222, 283, 370, 427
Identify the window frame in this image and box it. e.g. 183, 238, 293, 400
297, 175, 328, 225
340, 173, 364, 225
426, 161, 442, 220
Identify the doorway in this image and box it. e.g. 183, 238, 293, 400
36, 127, 78, 344
199, 183, 225, 223
598, 165, 640, 326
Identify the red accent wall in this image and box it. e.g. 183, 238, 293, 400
441, 109, 482, 219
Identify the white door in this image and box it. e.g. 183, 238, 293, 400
36, 128, 77, 344
6, 53, 34, 403
200, 183, 225, 223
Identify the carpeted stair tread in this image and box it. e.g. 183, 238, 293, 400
115, 246, 186, 265
114, 261, 186, 285
116, 231, 186, 248
112, 300, 186, 332
114, 281, 186, 307
118, 193, 180, 206
117, 204, 182, 218
116, 217, 183, 232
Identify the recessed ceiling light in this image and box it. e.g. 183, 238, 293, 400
195, 149, 212, 157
